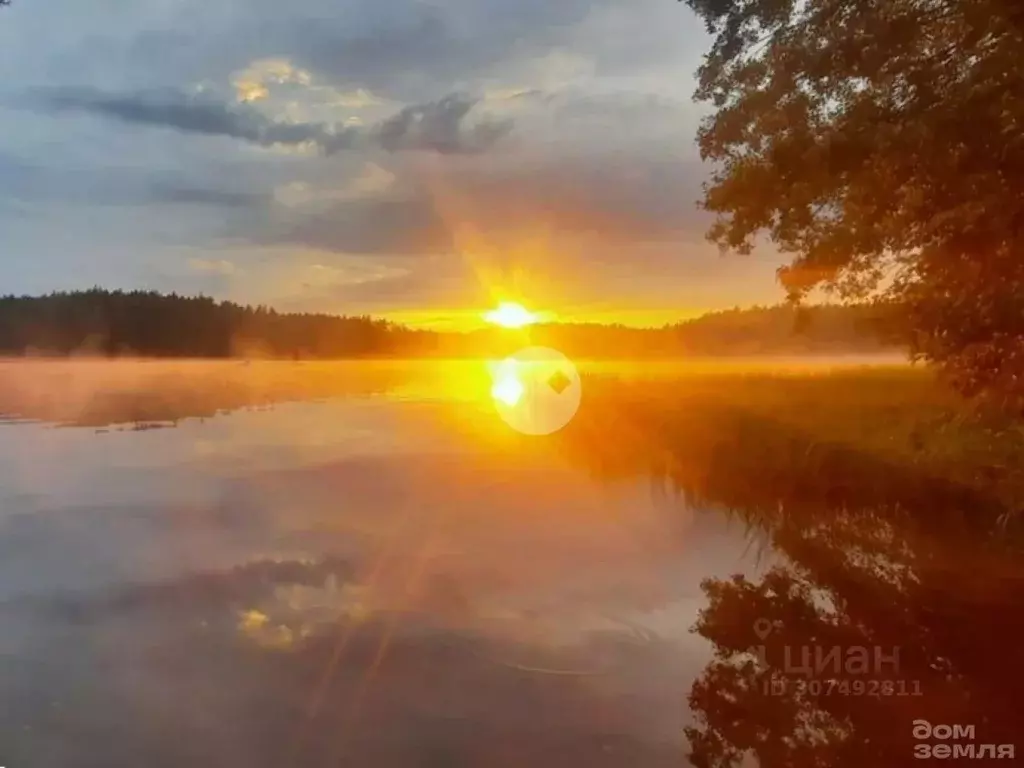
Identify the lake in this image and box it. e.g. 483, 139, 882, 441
0, 359, 1018, 767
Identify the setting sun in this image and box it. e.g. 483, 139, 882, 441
483, 302, 539, 329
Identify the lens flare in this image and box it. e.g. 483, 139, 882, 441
489, 347, 581, 435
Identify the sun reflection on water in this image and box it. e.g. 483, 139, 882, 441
489, 358, 526, 407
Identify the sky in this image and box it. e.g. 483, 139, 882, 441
0, 0, 788, 329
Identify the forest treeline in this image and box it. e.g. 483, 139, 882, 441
0, 289, 898, 359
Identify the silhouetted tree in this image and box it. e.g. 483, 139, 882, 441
683, 0, 1024, 410
0, 289, 439, 359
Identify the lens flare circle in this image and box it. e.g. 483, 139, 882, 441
490, 346, 581, 435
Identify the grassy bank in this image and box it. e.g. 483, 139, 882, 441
561, 365, 1024, 527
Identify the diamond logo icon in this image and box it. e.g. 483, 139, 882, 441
547, 370, 571, 395
490, 346, 582, 435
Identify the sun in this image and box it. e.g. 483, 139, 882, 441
483, 302, 539, 329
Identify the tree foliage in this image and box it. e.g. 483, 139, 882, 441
683, 0, 1024, 408
0, 289, 430, 358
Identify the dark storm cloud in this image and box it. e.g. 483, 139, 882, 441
34, 88, 511, 155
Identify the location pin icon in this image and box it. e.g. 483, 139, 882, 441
753, 618, 774, 640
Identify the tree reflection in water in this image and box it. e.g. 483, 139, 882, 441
558, 393, 1024, 767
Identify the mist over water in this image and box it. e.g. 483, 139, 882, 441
4, 355, 1006, 768
0, 358, 794, 767
0, 354, 910, 424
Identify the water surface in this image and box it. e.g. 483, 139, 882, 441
0, 359, 1017, 767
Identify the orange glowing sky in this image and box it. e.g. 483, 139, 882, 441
216, 224, 789, 331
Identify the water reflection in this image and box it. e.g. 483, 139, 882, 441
0, 360, 1017, 767
0, 359, 462, 427
555, 390, 1022, 766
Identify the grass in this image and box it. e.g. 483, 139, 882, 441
559, 365, 1024, 530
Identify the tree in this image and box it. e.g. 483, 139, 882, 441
0, 289, 441, 359
683, 0, 1024, 410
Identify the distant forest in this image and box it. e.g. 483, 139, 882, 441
0, 289, 899, 359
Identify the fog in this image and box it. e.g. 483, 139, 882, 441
0, 359, 785, 766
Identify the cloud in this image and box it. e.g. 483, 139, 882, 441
0, 0, 777, 316
232, 58, 313, 104
483, 87, 545, 103
34, 88, 512, 155
235, 81, 269, 104
374, 94, 513, 154
39, 86, 334, 146
250, 146, 710, 258
325, 88, 384, 109
224, 87, 710, 262
230, 57, 384, 112
234, 2, 557, 100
